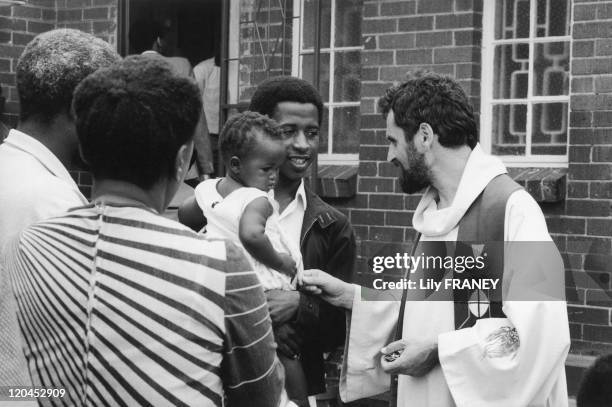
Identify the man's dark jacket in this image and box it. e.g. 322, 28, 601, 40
294, 186, 356, 395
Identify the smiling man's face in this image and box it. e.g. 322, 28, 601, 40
272, 101, 320, 182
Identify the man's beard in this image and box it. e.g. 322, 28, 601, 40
397, 147, 431, 194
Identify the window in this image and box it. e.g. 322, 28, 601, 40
224, 0, 363, 165
292, 0, 363, 164
481, 0, 571, 166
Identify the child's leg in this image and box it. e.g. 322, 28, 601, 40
278, 352, 308, 403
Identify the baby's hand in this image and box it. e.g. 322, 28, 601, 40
277, 253, 297, 278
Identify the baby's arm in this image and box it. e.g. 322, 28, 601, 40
178, 196, 206, 232
239, 197, 296, 277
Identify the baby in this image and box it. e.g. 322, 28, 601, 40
179, 111, 307, 401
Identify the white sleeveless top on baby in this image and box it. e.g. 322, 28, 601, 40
194, 179, 303, 290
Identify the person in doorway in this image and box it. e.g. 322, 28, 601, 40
129, 19, 214, 181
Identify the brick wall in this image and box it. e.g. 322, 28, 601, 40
349, 0, 484, 274
343, 0, 612, 360
563, 0, 612, 356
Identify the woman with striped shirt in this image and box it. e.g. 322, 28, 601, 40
4, 56, 291, 406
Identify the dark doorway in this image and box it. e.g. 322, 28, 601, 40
121, 0, 222, 66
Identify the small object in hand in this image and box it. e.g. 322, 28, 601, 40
384, 349, 403, 362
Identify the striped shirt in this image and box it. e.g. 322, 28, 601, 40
4, 203, 286, 406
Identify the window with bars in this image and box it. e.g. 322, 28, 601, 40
292, 0, 363, 164
481, 0, 571, 166
223, 0, 363, 164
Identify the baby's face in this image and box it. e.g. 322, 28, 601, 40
240, 132, 286, 191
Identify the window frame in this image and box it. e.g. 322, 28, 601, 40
291, 0, 362, 165
480, 0, 572, 167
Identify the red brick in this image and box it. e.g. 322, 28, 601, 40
0, 16, 27, 31
351, 209, 385, 226
594, 75, 612, 93
42, 9, 56, 20
396, 49, 432, 65
456, 0, 481, 12
364, 3, 379, 17
57, 9, 82, 21
360, 114, 386, 130
567, 236, 611, 255
12, 32, 34, 46
360, 99, 377, 115
570, 111, 592, 127
93, 20, 115, 34
569, 163, 612, 180
358, 177, 395, 193
359, 130, 380, 145
595, 39, 612, 57
571, 94, 612, 111
583, 325, 612, 346
364, 35, 377, 50
13, 6, 42, 19
593, 111, 612, 127
415, 31, 452, 48
417, 0, 453, 14
455, 63, 477, 79
571, 77, 593, 93
434, 46, 477, 64
363, 19, 397, 34
435, 13, 475, 29
575, 22, 612, 40
571, 128, 612, 145
371, 226, 404, 241
385, 210, 412, 226
567, 181, 589, 199
27, 20, 54, 33
0, 58, 9, 72
379, 33, 415, 49
0, 45, 24, 59
93, 0, 114, 5
66, 0, 92, 7
592, 146, 612, 162
362, 51, 394, 67
568, 306, 609, 325
572, 58, 612, 76
361, 66, 379, 81
569, 323, 582, 339
83, 7, 108, 20
380, 1, 416, 16
370, 194, 403, 209
574, 4, 597, 21
585, 290, 612, 308
590, 182, 612, 199
455, 30, 481, 46
547, 217, 586, 235
0, 31, 9, 44
568, 146, 591, 162
587, 219, 612, 237
359, 161, 377, 177
566, 199, 610, 217
397, 16, 433, 32
572, 41, 594, 58
597, 3, 612, 19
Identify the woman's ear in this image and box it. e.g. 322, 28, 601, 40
229, 156, 241, 175
174, 141, 194, 182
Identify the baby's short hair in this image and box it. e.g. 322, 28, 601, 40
219, 111, 281, 163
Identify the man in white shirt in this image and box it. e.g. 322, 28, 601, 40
302, 73, 570, 407
0, 29, 119, 395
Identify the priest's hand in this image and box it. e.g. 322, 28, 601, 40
380, 338, 439, 377
301, 269, 355, 310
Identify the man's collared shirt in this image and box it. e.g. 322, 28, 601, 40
276, 179, 307, 249
0, 129, 87, 252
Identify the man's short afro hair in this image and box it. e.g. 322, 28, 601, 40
16, 29, 120, 122
72, 55, 202, 189
248, 76, 323, 124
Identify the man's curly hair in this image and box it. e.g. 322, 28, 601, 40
219, 111, 281, 164
248, 76, 323, 124
16, 29, 120, 122
378, 71, 478, 149
72, 55, 202, 189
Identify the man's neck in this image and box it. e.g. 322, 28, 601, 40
275, 175, 302, 213
17, 115, 74, 170
430, 145, 472, 209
